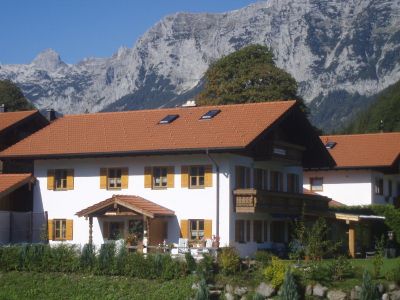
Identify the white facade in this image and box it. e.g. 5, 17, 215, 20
33, 153, 303, 256
303, 169, 400, 206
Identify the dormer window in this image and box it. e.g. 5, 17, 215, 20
159, 114, 179, 124
200, 109, 221, 120
325, 141, 337, 149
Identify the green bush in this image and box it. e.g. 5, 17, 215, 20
360, 270, 378, 300
254, 251, 272, 267
372, 236, 385, 279
45, 244, 80, 273
194, 277, 209, 300
280, 269, 299, 300
328, 256, 354, 281
264, 256, 286, 288
160, 254, 185, 280
0, 245, 23, 271
96, 242, 116, 275
80, 243, 96, 272
385, 264, 400, 284
197, 253, 214, 281
185, 252, 197, 273
218, 247, 240, 275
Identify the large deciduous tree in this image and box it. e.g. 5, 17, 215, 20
196, 45, 301, 106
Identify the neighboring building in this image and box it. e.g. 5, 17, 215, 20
304, 133, 400, 207
0, 109, 49, 173
0, 101, 333, 256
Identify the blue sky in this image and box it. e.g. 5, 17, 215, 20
0, 0, 259, 64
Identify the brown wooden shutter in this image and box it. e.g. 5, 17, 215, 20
66, 219, 73, 240
48, 219, 54, 240
102, 221, 109, 239
66, 169, 74, 190
144, 166, 152, 188
167, 166, 175, 188
121, 167, 129, 189
180, 219, 189, 238
181, 166, 189, 188
204, 165, 213, 187
47, 169, 55, 190
204, 219, 212, 239
100, 168, 107, 189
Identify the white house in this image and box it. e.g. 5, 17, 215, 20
0, 101, 333, 256
304, 133, 400, 207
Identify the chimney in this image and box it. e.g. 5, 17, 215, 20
182, 100, 197, 107
0, 104, 6, 113
46, 109, 56, 122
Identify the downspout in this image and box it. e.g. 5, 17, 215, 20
206, 149, 220, 238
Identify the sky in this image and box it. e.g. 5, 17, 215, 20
0, 0, 260, 65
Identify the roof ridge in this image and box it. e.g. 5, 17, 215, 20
321, 132, 400, 138
62, 100, 297, 118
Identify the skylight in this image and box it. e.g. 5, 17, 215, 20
159, 114, 179, 124
200, 109, 221, 120
325, 141, 337, 149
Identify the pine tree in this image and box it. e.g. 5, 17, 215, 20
0, 80, 35, 111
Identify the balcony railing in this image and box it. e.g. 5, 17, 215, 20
233, 189, 329, 215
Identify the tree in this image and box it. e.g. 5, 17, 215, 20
0, 80, 35, 111
196, 45, 302, 106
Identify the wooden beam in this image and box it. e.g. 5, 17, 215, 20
348, 222, 356, 258
89, 217, 93, 245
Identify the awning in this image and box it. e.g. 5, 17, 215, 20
0, 173, 35, 198
76, 194, 175, 218
334, 212, 385, 222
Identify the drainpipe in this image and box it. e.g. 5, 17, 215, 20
206, 149, 220, 238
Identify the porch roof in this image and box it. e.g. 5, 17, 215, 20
0, 173, 34, 198
75, 194, 175, 218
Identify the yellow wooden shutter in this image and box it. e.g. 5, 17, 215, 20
204, 165, 213, 187
180, 219, 189, 238
181, 166, 189, 188
66, 219, 73, 240
66, 169, 74, 190
204, 219, 212, 239
48, 219, 53, 240
47, 169, 55, 190
100, 168, 107, 189
121, 167, 129, 189
167, 166, 175, 188
102, 221, 109, 239
144, 166, 152, 188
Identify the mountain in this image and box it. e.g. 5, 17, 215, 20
344, 79, 400, 133
1, 0, 400, 131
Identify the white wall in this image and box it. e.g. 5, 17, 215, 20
34, 154, 230, 247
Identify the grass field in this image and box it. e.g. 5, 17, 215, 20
0, 272, 196, 300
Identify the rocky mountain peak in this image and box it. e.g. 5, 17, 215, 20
31, 49, 66, 72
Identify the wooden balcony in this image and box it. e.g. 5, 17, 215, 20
233, 189, 329, 215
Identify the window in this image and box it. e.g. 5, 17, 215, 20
55, 169, 67, 190
235, 220, 245, 243
108, 168, 122, 189
200, 109, 221, 120
190, 166, 205, 188
375, 178, 383, 195
236, 166, 251, 189
253, 220, 263, 243
325, 141, 337, 149
54, 219, 66, 240
287, 173, 300, 193
254, 168, 268, 190
271, 221, 285, 243
48, 219, 73, 241
270, 171, 283, 192
310, 177, 323, 191
153, 167, 168, 188
159, 114, 179, 124
189, 219, 204, 240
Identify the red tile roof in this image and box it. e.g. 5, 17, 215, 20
320, 133, 400, 168
303, 188, 345, 207
0, 110, 38, 133
0, 101, 296, 158
76, 194, 175, 218
0, 173, 34, 197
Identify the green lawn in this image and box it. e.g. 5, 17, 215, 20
0, 272, 196, 300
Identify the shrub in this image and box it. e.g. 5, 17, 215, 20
0, 245, 25, 271
97, 243, 116, 275
328, 256, 354, 281
300, 261, 331, 284
360, 270, 378, 300
194, 277, 209, 300
80, 243, 96, 272
160, 254, 184, 280
280, 270, 299, 300
254, 251, 272, 267
197, 253, 214, 281
46, 243, 80, 273
218, 247, 240, 275
185, 252, 197, 273
264, 256, 286, 288
372, 236, 385, 279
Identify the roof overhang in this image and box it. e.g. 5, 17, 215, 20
333, 212, 385, 222
0, 174, 35, 198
